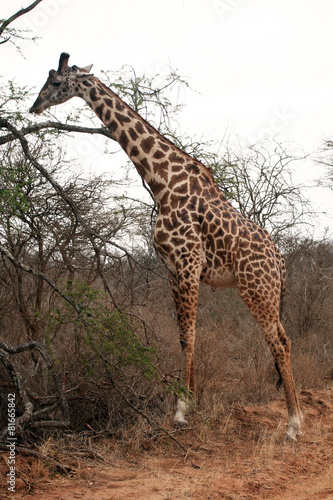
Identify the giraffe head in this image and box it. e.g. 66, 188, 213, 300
29, 52, 93, 114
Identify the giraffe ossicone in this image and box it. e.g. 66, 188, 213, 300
30, 53, 303, 440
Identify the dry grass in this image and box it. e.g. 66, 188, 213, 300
1, 388, 332, 499
1, 252, 332, 499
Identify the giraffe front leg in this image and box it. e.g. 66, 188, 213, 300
170, 278, 199, 427
173, 334, 196, 426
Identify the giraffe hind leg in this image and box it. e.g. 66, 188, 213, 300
268, 321, 303, 440
237, 272, 302, 441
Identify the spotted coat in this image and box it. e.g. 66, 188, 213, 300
29, 53, 302, 440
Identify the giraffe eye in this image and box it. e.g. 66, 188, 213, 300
52, 81, 61, 87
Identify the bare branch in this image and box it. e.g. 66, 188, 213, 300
0, 443, 71, 474
0, 243, 83, 315
0, 1, 44, 38
99, 352, 199, 468
0, 120, 115, 146
0, 118, 165, 294
0, 347, 33, 438
0, 337, 70, 438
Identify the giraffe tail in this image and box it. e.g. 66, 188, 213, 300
275, 362, 283, 391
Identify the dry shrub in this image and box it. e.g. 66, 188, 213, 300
1, 241, 332, 443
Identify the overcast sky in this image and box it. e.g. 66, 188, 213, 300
2, 0, 333, 235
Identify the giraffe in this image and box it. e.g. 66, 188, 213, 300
30, 53, 302, 440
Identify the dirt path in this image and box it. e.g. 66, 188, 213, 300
1, 389, 332, 499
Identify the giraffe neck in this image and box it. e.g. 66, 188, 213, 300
77, 76, 211, 200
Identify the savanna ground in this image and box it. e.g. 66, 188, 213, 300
1, 388, 332, 499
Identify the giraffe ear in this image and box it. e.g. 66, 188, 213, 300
81, 64, 93, 73
58, 52, 70, 74
70, 65, 94, 78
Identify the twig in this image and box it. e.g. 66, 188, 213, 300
99, 354, 199, 468
0, 338, 70, 439
0, 117, 125, 309
0, 118, 167, 320
0, 244, 82, 315
0, 0, 44, 38
0, 347, 33, 439
0, 442, 72, 475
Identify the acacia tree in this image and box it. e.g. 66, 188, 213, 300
283, 238, 333, 338
316, 139, 333, 195
210, 142, 313, 246
0, 1, 190, 441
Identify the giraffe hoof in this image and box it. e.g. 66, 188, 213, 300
285, 432, 297, 442
174, 417, 188, 427
174, 400, 188, 427
285, 428, 302, 442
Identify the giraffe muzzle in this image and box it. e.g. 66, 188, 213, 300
29, 97, 45, 114
29, 104, 42, 114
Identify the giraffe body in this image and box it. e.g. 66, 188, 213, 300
30, 53, 302, 440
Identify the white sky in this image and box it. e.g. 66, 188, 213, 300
2, 0, 333, 236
